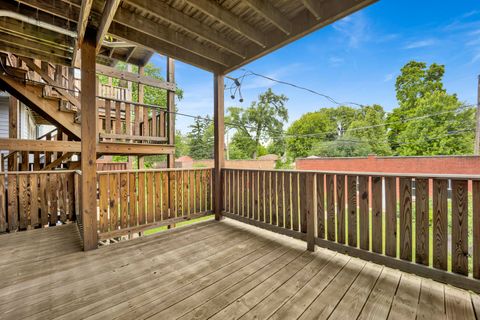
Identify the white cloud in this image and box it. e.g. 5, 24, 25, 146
383, 73, 395, 82
403, 39, 436, 49
332, 12, 369, 48
329, 56, 344, 66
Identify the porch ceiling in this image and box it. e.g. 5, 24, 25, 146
1, 0, 378, 72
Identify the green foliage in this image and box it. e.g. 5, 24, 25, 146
388, 60, 474, 155
394, 91, 475, 155
347, 104, 391, 156
286, 107, 355, 159
175, 130, 190, 158
227, 88, 288, 159
187, 116, 213, 159
311, 137, 373, 157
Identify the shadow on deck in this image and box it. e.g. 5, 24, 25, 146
0, 219, 479, 319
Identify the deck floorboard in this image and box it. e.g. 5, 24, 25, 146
0, 219, 479, 320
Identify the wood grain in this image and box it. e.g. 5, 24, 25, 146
371, 176, 382, 254
385, 176, 397, 258
451, 179, 468, 275
399, 177, 412, 261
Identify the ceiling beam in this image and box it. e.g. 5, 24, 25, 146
301, 0, 322, 19
0, 31, 71, 59
243, 0, 293, 35
108, 22, 225, 73
0, 40, 70, 66
96, 0, 121, 53
225, 0, 378, 73
113, 7, 239, 67
72, 0, 94, 66
184, 0, 266, 48
0, 17, 73, 49
125, 0, 245, 59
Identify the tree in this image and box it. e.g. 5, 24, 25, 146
388, 60, 475, 155
175, 130, 189, 158
226, 88, 288, 159
394, 91, 475, 155
347, 104, 391, 155
388, 61, 445, 151
286, 106, 356, 160
187, 116, 213, 159
311, 137, 372, 157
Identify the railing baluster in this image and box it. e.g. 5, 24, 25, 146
347, 175, 357, 247
337, 174, 346, 244
277, 172, 283, 227
385, 176, 397, 258
120, 172, 129, 229
291, 172, 299, 232
284, 172, 291, 229
359, 175, 369, 250
129, 172, 137, 227
399, 177, 412, 261
415, 178, 429, 265
473, 180, 480, 279
371, 176, 382, 253
326, 174, 335, 241
299, 172, 307, 234
451, 179, 468, 275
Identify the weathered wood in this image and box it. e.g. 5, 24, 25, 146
291, 172, 299, 231
451, 179, 468, 275
336, 174, 346, 244
358, 175, 369, 250
18, 174, 28, 229
299, 172, 307, 234
99, 174, 109, 233
347, 175, 357, 247
264, 171, 270, 223
49, 173, 58, 226
120, 172, 129, 229
213, 74, 224, 220
277, 172, 284, 227
109, 173, 119, 231
385, 176, 397, 258
162, 172, 168, 220
371, 176, 382, 254
80, 29, 98, 250
415, 178, 429, 266
155, 172, 162, 221
147, 171, 154, 222
284, 172, 291, 229
306, 173, 316, 251
474, 180, 480, 279
326, 174, 335, 241
138, 172, 146, 224
399, 177, 412, 261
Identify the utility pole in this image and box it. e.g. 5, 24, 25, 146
475, 75, 480, 155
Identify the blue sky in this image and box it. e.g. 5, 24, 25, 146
151, 0, 480, 133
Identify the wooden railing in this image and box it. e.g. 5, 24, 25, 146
97, 98, 168, 144
97, 168, 213, 240
222, 168, 480, 292
99, 83, 129, 101
0, 170, 77, 233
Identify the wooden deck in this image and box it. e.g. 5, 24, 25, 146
1, 220, 480, 320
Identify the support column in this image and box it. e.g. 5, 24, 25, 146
166, 58, 175, 168
138, 65, 145, 170
80, 28, 98, 251
475, 75, 480, 155
213, 74, 225, 221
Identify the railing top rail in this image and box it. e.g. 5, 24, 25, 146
4, 170, 78, 175
222, 167, 480, 180
97, 167, 214, 175
96, 95, 167, 110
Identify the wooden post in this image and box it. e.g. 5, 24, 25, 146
166, 58, 175, 168
306, 172, 316, 251
475, 75, 480, 155
80, 28, 98, 251
8, 95, 18, 171
213, 74, 225, 221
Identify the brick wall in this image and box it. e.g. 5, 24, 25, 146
296, 155, 480, 175
189, 159, 276, 170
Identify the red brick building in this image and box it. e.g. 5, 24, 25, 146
296, 155, 480, 175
